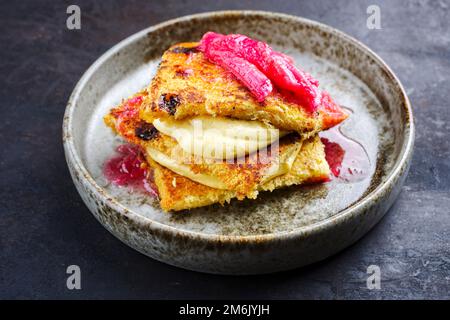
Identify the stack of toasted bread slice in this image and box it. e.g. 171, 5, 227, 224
104, 42, 347, 211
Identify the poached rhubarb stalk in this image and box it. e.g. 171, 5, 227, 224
199, 34, 273, 102
199, 32, 321, 112
207, 51, 273, 102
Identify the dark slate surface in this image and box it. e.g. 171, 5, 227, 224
0, 0, 449, 299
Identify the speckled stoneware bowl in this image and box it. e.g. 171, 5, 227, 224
63, 11, 414, 274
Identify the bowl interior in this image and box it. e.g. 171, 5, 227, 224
68, 12, 410, 237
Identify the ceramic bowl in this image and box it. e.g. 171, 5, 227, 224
63, 11, 414, 274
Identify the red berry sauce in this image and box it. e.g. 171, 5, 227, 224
320, 121, 371, 183
103, 144, 158, 197
321, 137, 345, 177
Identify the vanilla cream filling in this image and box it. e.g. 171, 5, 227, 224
259, 142, 301, 184
153, 116, 289, 160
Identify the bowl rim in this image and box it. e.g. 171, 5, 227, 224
63, 10, 414, 244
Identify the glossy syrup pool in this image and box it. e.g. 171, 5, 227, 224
83, 52, 394, 236
320, 107, 372, 182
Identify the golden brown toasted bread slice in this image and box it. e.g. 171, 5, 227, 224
140, 42, 347, 135
148, 135, 329, 211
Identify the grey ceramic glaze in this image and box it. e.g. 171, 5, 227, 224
63, 11, 414, 274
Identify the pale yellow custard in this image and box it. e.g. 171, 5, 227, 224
153, 116, 289, 160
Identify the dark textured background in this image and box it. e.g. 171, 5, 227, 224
1, 0, 449, 299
